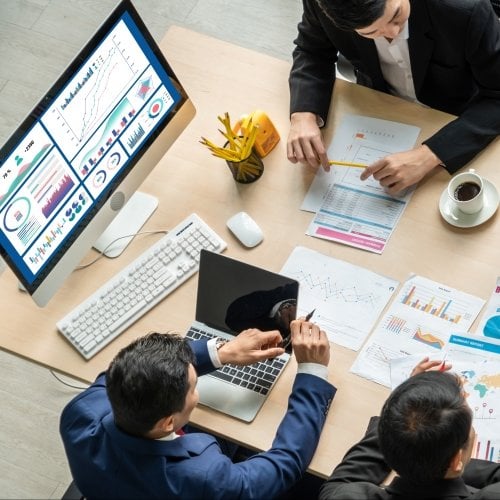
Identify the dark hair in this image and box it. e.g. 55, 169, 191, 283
316, 0, 387, 31
106, 332, 195, 436
378, 371, 472, 484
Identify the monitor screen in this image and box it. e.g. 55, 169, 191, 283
0, 0, 195, 306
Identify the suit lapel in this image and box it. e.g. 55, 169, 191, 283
408, 0, 433, 96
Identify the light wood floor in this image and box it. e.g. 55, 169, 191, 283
0, 0, 301, 497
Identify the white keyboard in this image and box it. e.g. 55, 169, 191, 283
57, 213, 227, 359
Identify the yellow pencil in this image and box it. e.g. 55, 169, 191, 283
328, 160, 367, 168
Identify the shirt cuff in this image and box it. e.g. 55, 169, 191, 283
297, 362, 328, 381
207, 337, 223, 368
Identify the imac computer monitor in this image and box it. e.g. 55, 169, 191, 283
0, 0, 195, 307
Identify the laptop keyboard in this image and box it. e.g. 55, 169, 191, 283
186, 327, 287, 395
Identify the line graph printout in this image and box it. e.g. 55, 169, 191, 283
390, 335, 500, 463
350, 274, 485, 387
280, 246, 398, 350
302, 115, 420, 253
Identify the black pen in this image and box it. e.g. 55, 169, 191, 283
305, 308, 316, 321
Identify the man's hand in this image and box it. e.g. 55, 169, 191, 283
360, 144, 443, 195
291, 319, 330, 366
410, 356, 452, 377
217, 329, 285, 366
287, 112, 330, 170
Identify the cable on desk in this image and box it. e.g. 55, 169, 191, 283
50, 369, 90, 390
76, 229, 168, 270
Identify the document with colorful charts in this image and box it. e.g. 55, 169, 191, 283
280, 246, 398, 351
301, 114, 420, 254
350, 274, 485, 387
389, 334, 500, 463
475, 276, 500, 339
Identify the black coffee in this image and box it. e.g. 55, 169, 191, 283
454, 181, 481, 201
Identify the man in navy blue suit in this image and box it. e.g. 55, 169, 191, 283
60, 319, 335, 499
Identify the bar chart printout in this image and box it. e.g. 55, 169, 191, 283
350, 275, 485, 387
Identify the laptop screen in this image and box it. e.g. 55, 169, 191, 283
196, 250, 299, 352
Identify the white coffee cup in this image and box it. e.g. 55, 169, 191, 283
447, 169, 484, 214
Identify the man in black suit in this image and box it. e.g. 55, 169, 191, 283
319, 358, 500, 499
288, 0, 500, 195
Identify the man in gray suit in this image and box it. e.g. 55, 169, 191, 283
319, 358, 500, 499
288, 0, 500, 195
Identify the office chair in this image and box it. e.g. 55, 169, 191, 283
337, 53, 356, 82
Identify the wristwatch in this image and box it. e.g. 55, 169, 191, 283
215, 338, 228, 351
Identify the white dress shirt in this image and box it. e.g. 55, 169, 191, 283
374, 21, 419, 103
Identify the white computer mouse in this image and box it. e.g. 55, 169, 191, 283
226, 211, 264, 248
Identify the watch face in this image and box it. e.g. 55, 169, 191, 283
216, 338, 228, 350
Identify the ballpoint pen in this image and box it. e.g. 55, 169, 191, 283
328, 160, 367, 168
305, 308, 316, 321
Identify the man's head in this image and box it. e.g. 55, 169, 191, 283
317, 0, 410, 39
378, 371, 474, 484
106, 332, 198, 437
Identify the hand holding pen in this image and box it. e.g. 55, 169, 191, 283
280, 308, 316, 349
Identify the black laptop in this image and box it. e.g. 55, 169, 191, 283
185, 250, 299, 422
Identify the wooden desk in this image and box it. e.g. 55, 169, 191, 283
1, 26, 499, 477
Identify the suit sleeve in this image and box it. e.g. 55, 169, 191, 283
319, 416, 391, 500
189, 339, 216, 376
289, 0, 338, 123
422, 0, 500, 172
197, 373, 336, 499
462, 458, 500, 489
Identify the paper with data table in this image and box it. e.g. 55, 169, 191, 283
390, 335, 500, 463
280, 246, 399, 350
302, 115, 420, 254
350, 274, 485, 387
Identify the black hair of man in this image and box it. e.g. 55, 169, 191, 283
106, 332, 195, 436
316, 0, 387, 31
378, 371, 472, 484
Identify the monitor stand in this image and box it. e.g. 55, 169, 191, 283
93, 191, 158, 258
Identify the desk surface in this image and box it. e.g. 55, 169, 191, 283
1, 26, 500, 477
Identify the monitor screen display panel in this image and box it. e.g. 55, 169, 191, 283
0, 0, 195, 306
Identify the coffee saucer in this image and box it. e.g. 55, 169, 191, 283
439, 178, 500, 228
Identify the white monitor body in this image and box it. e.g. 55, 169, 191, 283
0, 0, 195, 306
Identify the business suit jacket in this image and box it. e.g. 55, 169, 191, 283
290, 0, 500, 172
60, 339, 335, 500
319, 416, 500, 500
